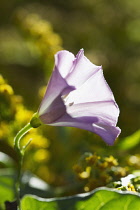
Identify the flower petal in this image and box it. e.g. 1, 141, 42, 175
48, 101, 120, 145
55, 50, 75, 78
39, 50, 103, 115
38, 50, 76, 115
66, 49, 101, 87
92, 124, 121, 145
64, 68, 115, 105
39, 95, 66, 124
38, 69, 74, 116
37, 49, 121, 144
49, 112, 120, 145
66, 101, 119, 126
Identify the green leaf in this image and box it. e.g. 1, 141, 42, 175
119, 129, 140, 150
21, 187, 140, 210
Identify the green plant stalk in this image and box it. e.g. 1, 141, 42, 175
14, 123, 33, 210
14, 123, 32, 153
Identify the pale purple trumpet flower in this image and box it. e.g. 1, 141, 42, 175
34, 49, 121, 145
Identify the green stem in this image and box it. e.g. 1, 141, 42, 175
14, 123, 32, 154
16, 155, 23, 210
14, 123, 33, 210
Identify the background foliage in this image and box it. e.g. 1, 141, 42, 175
0, 0, 140, 208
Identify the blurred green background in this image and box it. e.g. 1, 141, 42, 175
0, 0, 140, 199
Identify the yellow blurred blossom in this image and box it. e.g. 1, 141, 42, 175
104, 155, 118, 167
79, 167, 91, 179
73, 153, 128, 192
0, 122, 9, 139
16, 11, 62, 64
84, 186, 90, 192
86, 153, 100, 165
0, 84, 14, 95
0, 75, 5, 85
127, 183, 136, 192
22, 130, 50, 149
15, 105, 33, 124
114, 166, 128, 178
34, 149, 50, 162
98, 161, 108, 169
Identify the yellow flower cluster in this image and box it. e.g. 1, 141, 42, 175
117, 183, 136, 192
15, 10, 63, 74
73, 153, 128, 192
0, 75, 15, 123
0, 75, 51, 181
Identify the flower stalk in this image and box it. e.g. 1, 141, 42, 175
14, 123, 33, 210
14, 123, 32, 155
14, 114, 42, 209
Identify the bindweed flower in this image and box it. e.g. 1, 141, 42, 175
31, 49, 121, 145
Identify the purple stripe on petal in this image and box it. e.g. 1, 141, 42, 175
39, 95, 66, 124
65, 101, 119, 126
48, 112, 121, 145
38, 67, 75, 116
